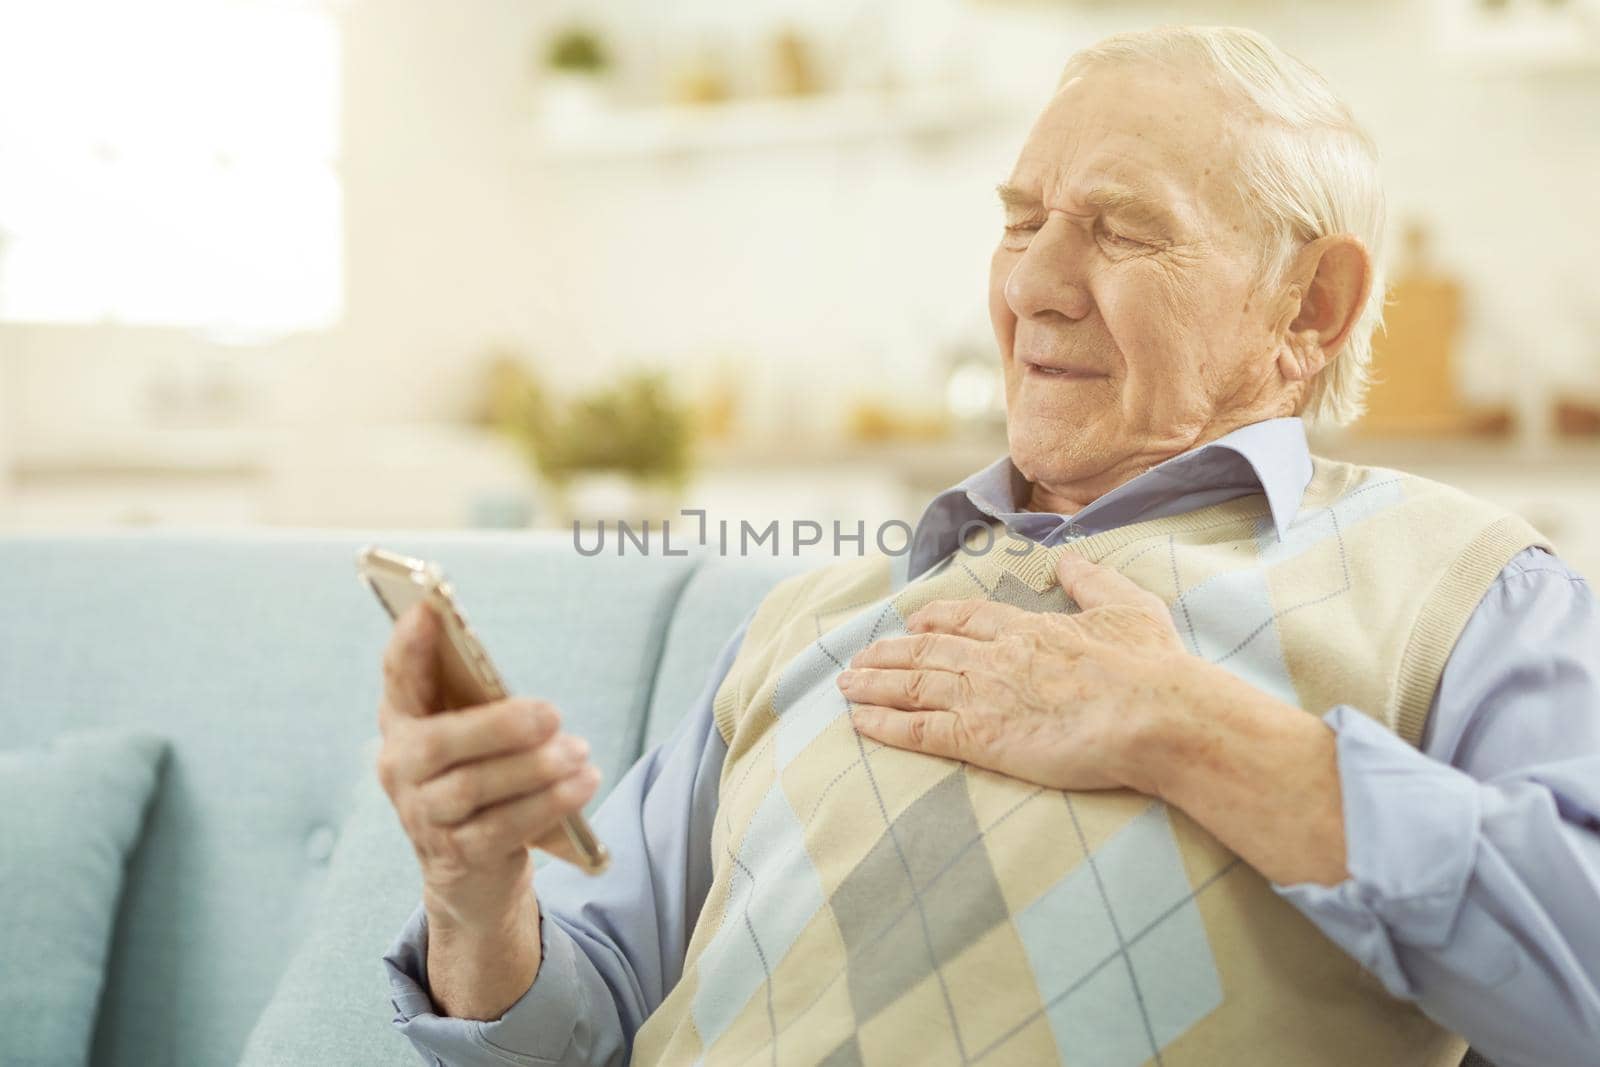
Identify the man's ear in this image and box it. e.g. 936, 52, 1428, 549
1274, 234, 1373, 383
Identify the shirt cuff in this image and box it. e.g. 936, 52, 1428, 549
383, 902, 588, 1065
1272, 705, 1483, 999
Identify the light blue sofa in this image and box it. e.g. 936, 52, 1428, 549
1, 531, 807, 1067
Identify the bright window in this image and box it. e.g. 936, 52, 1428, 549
0, 0, 342, 335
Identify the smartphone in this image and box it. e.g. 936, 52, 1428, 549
357, 545, 610, 875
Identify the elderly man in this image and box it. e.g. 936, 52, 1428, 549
378, 26, 1599, 1067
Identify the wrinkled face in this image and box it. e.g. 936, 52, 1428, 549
991, 63, 1287, 491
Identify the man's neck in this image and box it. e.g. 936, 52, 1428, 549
1021, 408, 1290, 516
1025, 478, 1121, 517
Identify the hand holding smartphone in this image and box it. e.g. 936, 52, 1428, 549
358, 546, 610, 874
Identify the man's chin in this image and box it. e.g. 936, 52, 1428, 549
1007, 413, 1121, 482
1007, 402, 1112, 445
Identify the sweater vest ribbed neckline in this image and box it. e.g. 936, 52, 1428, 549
947, 456, 1362, 595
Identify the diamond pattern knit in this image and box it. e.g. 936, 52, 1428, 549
631, 457, 1546, 1066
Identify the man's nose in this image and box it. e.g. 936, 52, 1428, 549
1005, 217, 1093, 322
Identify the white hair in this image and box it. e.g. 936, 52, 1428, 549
1061, 26, 1386, 426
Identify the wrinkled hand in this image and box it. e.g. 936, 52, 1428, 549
839, 553, 1196, 794
375, 603, 601, 931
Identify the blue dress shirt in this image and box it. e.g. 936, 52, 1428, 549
386, 417, 1600, 1067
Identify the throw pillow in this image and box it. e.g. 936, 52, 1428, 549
0, 728, 168, 1067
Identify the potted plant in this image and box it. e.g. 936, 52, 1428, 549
497, 368, 694, 527
540, 25, 613, 127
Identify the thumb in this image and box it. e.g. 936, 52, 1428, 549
384, 602, 442, 717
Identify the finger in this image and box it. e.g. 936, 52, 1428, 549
905, 599, 1026, 640
442, 766, 601, 865
417, 733, 592, 826
392, 698, 561, 785
837, 666, 966, 711
381, 602, 441, 719
851, 704, 966, 761
1055, 554, 1166, 613
849, 632, 987, 673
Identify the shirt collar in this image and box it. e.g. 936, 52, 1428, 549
907, 416, 1313, 578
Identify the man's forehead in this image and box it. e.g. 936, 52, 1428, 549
1046, 61, 1230, 138
1008, 69, 1238, 222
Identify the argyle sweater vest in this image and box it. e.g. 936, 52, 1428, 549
631, 457, 1547, 1067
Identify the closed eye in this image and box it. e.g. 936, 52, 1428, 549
1001, 217, 1163, 254
1098, 224, 1149, 250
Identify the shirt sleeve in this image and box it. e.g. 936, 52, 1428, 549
1274, 547, 1600, 1067
381, 621, 744, 1067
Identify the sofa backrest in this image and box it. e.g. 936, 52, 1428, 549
0, 531, 787, 1067
639, 553, 811, 751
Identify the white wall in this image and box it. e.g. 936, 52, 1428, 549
3, 0, 1596, 465
3, 0, 562, 458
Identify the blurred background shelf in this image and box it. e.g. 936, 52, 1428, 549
7, 422, 1596, 581
532, 89, 1017, 160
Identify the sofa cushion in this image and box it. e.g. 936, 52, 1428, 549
0, 728, 167, 1067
